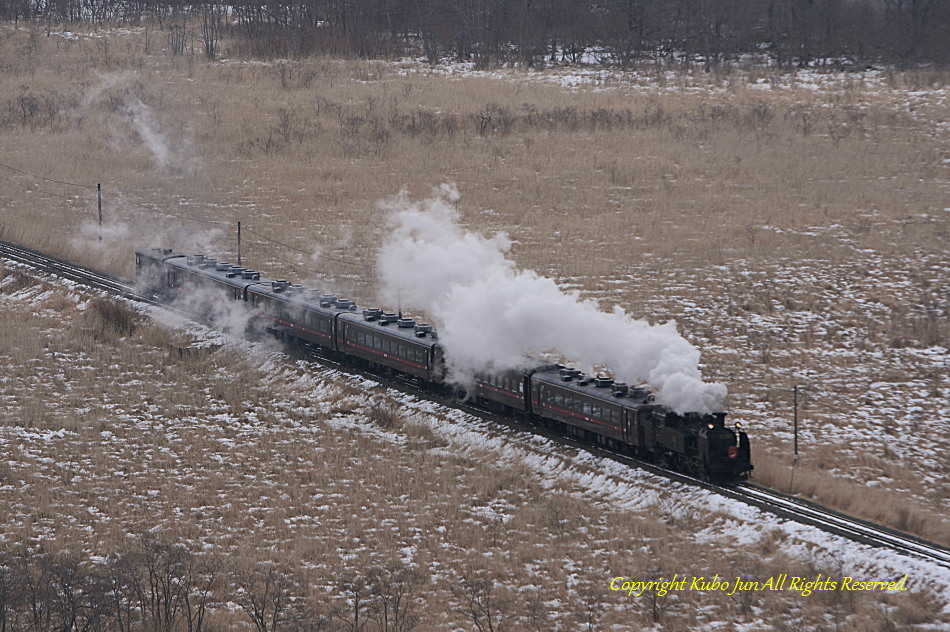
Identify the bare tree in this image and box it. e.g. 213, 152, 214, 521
451, 569, 513, 632
366, 562, 426, 632
333, 571, 372, 632
236, 566, 300, 632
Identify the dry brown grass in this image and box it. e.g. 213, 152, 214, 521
0, 22, 948, 553
0, 262, 947, 629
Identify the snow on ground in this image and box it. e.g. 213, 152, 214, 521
3, 257, 945, 618
394, 57, 949, 112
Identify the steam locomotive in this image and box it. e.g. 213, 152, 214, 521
136, 247, 753, 482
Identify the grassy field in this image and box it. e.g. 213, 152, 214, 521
1, 265, 946, 630
0, 21, 948, 627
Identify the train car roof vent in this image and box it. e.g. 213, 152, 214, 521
215, 262, 231, 271
576, 374, 591, 386
363, 308, 382, 321
594, 376, 614, 388
335, 299, 354, 310
629, 387, 653, 401
241, 270, 260, 280
186, 254, 205, 265
397, 318, 416, 329
319, 294, 337, 307
380, 312, 398, 325
414, 323, 433, 337
612, 382, 629, 396
272, 280, 290, 292
201, 258, 218, 268
560, 367, 582, 381
289, 283, 305, 293
226, 266, 244, 278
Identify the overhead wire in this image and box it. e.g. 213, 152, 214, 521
0, 174, 93, 201
0, 161, 97, 189
121, 197, 230, 226
0, 162, 369, 270
243, 225, 370, 269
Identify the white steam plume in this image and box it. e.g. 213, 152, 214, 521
377, 184, 727, 414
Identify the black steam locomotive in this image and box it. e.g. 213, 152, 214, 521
136, 247, 752, 482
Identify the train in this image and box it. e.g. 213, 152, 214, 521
136, 247, 753, 482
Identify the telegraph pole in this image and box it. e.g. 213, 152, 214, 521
237, 221, 242, 266
793, 384, 799, 464
97, 183, 102, 241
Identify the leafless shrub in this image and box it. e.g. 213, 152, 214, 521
450, 569, 513, 632
367, 400, 404, 430
0, 269, 36, 294
634, 550, 680, 625
236, 565, 302, 632
475, 103, 514, 136
403, 421, 447, 448
571, 584, 605, 632
785, 106, 818, 135
743, 100, 774, 131
332, 571, 372, 632
522, 588, 549, 632
894, 590, 947, 625
89, 297, 139, 337
366, 562, 427, 632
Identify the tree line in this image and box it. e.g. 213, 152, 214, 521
2, 0, 948, 68
0, 537, 428, 632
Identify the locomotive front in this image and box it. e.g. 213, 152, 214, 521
698, 412, 753, 482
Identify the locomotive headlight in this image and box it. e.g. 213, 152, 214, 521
707, 423, 714, 429
735, 422, 742, 430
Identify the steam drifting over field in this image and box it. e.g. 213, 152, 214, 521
377, 185, 727, 414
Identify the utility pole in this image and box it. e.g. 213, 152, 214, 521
793, 384, 799, 464
97, 183, 102, 241
237, 221, 242, 266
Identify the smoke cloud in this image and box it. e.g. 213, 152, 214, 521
377, 184, 727, 414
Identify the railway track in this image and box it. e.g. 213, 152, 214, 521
3, 238, 948, 571
0, 240, 145, 302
